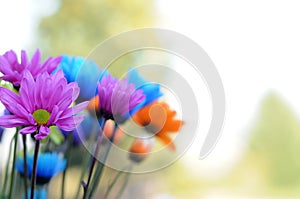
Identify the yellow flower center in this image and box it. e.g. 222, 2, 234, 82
32, 109, 50, 125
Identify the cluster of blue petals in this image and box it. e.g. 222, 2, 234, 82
57, 55, 108, 102
16, 152, 66, 182
127, 68, 163, 115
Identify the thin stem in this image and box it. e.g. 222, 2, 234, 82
61, 134, 72, 199
75, 117, 105, 199
8, 130, 19, 199
88, 162, 104, 198
30, 140, 40, 199
61, 167, 66, 199
61, 162, 67, 199
82, 133, 103, 198
89, 123, 118, 198
116, 164, 133, 199
1, 133, 15, 199
104, 171, 123, 199
104, 164, 132, 199
82, 119, 106, 199
74, 153, 89, 199
22, 134, 28, 199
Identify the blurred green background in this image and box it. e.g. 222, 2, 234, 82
1, 0, 300, 198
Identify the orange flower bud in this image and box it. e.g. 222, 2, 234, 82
103, 119, 123, 143
129, 139, 154, 163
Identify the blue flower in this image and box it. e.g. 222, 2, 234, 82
16, 152, 66, 185
58, 55, 83, 83
57, 55, 108, 102
127, 68, 163, 114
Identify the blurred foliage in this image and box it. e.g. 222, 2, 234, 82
229, 92, 300, 195
249, 93, 300, 188
37, 0, 156, 57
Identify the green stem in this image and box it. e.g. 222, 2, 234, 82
104, 164, 132, 199
1, 133, 15, 199
116, 164, 133, 199
104, 171, 123, 199
88, 123, 118, 198
61, 166, 66, 199
82, 130, 104, 199
8, 130, 19, 199
61, 164, 67, 199
61, 134, 72, 199
22, 134, 28, 199
30, 140, 40, 199
74, 153, 89, 199
75, 116, 103, 199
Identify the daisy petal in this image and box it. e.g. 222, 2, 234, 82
72, 101, 89, 114
0, 56, 14, 75
57, 115, 85, 131
0, 115, 28, 128
19, 126, 37, 135
35, 126, 50, 140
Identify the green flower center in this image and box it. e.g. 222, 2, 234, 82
32, 109, 50, 125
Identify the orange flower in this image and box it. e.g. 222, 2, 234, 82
133, 101, 183, 151
129, 139, 154, 163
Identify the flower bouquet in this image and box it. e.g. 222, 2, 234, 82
0, 49, 183, 199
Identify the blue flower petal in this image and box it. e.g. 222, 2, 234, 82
127, 68, 163, 114
57, 55, 108, 102
16, 152, 66, 185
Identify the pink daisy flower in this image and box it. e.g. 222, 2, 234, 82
0, 49, 62, 87
0, 70, 88, 140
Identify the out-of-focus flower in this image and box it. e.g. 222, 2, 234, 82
58, 55, 107, 102
102, 119, 124, 143
16, 152, 66, 185
127, 68, 163, 114
0, 108, 8, 142
60, 113, 97, 146
0, 70, 88, 140
133, 101, 183, 150
96, 75, 145, 123
61, 116, 124, 148
87, 95, 99, 113
0, 49, 61, 87
0, 126, 4, 142
129, 138, 154, 163
57, 55, 83, 83
60, 127, 84, 147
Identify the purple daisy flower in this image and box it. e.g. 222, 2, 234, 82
97, 75, 145, 123
0, 70, 88, 140
0, 49, 62, 87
